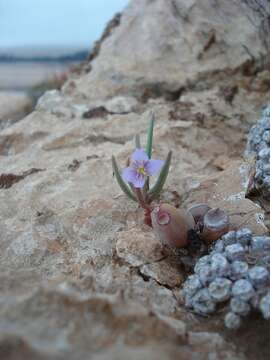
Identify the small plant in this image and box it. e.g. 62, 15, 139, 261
112, 113, 229, 249
112, 113, 172, 226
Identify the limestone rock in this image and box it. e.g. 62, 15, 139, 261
184, 161, 268, 235
116, 227, 164, 266
104, 96, 138, 114
140, 257, 184, 288
65, 0, 270, 101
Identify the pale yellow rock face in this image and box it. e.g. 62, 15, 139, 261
1, 0, 270, 359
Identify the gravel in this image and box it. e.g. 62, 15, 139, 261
246, 105, 270, 199
180, 227, 270, 330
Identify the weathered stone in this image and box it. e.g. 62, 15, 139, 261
104, 96, 138, 114
139, 257, 184, 288
116, 227, 164, 266
64, 0, 270, 102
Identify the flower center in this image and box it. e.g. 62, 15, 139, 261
137, 166, 146, 175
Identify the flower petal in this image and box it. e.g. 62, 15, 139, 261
122, 166, 137, 183
145, 159, 164, 176
131, 148, 149, 162
132, 174, 146, 188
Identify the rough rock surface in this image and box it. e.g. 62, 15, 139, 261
64, 0, 270, 102
1, 0, 270, 359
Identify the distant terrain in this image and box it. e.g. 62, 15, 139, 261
0, 47, 89, 91
0, 50, 88, 64
0, 47, 89, 121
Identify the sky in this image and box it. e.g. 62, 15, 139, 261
0, 0, 129, 50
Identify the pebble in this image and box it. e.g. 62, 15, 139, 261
230, 297, 251, 316
230, 261, 249, 280
259, 292, 270, 319
225, 244, 245, 262
192, 289, 216, 315
236, 228, 252, 247
210, 253, 230, 277
208, 278, 232, 302
248, 266, 269, 288
224, 312, 241, 330
232, 279, 255, 301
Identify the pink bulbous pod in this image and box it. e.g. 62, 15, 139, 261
200, 208, 230, 244
151, 203, 195, 248
188, 203, 211, 225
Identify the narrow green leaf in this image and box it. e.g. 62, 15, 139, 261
135, 134, 141, 149
145, 112, 155, 159
112, 156, 137, 201
147, 151, 172, 201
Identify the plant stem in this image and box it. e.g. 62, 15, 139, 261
134, 187, 150, 210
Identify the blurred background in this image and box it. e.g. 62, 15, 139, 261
0, 0, 129, 121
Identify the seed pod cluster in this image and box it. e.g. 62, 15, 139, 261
151, 203, 195, 248
151, 202, 230, 250
180, 228, 270, 330
188, 204, 230, 245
